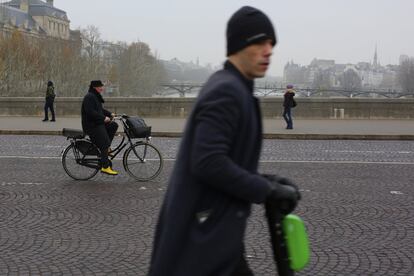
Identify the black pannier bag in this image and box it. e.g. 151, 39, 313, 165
125, 117, 151, 138
62, 128, 85, 139
75, 140, 100, 155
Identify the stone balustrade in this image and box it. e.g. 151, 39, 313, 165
0, 97, 413, 119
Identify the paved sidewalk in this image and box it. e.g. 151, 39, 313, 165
1, 116, 414, 139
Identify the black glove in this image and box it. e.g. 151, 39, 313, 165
263, 174, 301, 214
262, 174, 301, 200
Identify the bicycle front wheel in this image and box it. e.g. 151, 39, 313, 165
123, 142, 163, 181
62, 144, 100, 180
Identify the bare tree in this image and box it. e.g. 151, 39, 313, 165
341, 68, 362, 91
118, 42, 166, 96
0, 27, 166, 97
0, 30, 35, 95
80, 25, 103, 77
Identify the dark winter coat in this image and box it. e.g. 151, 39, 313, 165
283, 89, 296, 108
45, 86, 55, 99
149, 61, 272, 276
81, 89, 112, 134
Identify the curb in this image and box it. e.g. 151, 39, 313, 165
1, 130, 414, 140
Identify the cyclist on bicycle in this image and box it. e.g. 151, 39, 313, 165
81, 80, 119, 175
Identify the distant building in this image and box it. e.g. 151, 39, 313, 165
0, 0, 78, 40
283, 61, 306, 86
161, 58, 213, 83
283, 47, 399, 90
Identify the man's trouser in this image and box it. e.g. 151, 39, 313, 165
44, 97, 55, 120
87, 121, 118, 168
282, 107, 293, 128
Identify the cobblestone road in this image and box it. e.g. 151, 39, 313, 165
0, 135, 414, 275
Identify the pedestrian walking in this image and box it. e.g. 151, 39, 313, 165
149, 6, 300, 276
42, 81, 56, 122
81, 80, 119, 175
283, 84, 296, 129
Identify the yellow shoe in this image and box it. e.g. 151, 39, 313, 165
101, 166, 118, 175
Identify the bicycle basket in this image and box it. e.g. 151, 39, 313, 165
125, 117, 151, 138
75, 140, 100, 156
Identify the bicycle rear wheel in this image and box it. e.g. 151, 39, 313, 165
62, 144, 100, 180
123, 142, 163, 181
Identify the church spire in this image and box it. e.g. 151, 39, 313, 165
373, 44, 378, 67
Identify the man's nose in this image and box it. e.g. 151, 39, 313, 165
264, 42, 273, 56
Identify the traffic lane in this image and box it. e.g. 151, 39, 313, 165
261, 139, 414, 163
0, 135, 180, 160
1, 157, 413, 275
1, 135, 414, 163
0, 157, 167, 276
251, 161, 413, 275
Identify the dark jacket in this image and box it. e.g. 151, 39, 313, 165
149, 61, 272, 276
81, 89, 112, 133
283, 89, 296, 108
46, 86, 55, 99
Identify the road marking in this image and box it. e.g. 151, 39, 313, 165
1, 156, 414, 165
260, 160, 414, 165
1, 182, 47, 186
324, 150, 413, 154
21, 145, 63, 148
0, 156, 61, 160
390, 191, 404, 195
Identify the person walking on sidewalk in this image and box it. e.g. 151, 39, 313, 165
42, 81, 56, 122
283, 84, 296, 129
81, 80, 118, 175
149, 6, 300, 276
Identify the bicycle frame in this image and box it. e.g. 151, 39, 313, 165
108, 135, 128, 160
131, 142, 147, 162
109, 116, 152, 162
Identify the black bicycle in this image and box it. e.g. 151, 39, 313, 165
61, 114, 163, 181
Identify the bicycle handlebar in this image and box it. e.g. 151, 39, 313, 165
112, 114, 129, 120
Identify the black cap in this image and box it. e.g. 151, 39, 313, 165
90, 80, 104, 87
226, 6, 277, 56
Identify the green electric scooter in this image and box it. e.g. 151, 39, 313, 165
265, 201, 310, 276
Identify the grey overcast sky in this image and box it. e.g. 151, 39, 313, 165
55, 0, 414, 76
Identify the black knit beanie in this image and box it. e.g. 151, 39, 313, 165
226, 6, 277, 56
90, 80, 104, 88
